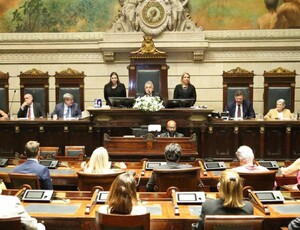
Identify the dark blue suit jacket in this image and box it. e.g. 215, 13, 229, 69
13, 159, 53, 190
225, 100, 255, 118
52, 102, 82, 118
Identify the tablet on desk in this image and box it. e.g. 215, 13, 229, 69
39, 160, 59, 169
253, 190, 284, 204
96, 191, 109, 203
22, 190, 54, 202
203, 162, 226, 171
176, 192, 206, 204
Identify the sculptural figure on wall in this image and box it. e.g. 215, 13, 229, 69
109, 0, 201, 35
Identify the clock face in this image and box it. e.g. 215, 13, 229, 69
141, 1, 166, 27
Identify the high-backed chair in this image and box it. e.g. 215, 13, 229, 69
0, 216, 22, 230
128, 36, 169, 102
95, 212, 150, 230
153, 167, 202, 192
8, 173, 41, 189
65, 146, 85, 157
263, 67, 296, 114
40, 147, 59, 159
54, 68, 85, 111
238, 171, 277, 191
0, 71, 9, 113
204, 215, 263, 230
222, 67, 254, 111
77, 170, 126, 191
18, 68, 50, 115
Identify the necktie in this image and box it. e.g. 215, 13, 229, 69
66, 107, 71, 118
237, 104, 241, 118
27, 106, 31, 119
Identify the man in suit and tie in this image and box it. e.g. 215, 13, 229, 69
159, 120, 184, 137
13, 141, 53, 190
17, 93, 45, 118
225, 90, 256, 119
52, 93, 82, 119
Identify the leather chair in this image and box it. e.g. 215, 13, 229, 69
8, 173, 41, 189
40, 147, 59, 159
153, 167, 203, 192
95, 211, 150, 230
0, 216, 22, 230
204, 215, 263, 230
77, 170, 126, 191
65, 146, 85, 157
238, 171, 277, 192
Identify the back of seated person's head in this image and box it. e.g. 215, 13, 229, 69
164, 143, 181, 162
235, 145, 254, 165
106, 173, 137, 214
25, 141, 40, 158
86, 147, 110, 173
219, 169, 244, 208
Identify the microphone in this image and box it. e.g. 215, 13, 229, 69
8, 90, 17, 119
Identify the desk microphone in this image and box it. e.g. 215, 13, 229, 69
8, 90, 17, 118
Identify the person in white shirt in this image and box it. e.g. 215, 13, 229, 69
0, 186, 45, 230
98, 173, 147, 215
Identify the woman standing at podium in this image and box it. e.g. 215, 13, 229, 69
104, 72, 126, 106
173, 72, 196, 105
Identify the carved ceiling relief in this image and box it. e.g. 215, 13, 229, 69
110, 0, 202, 35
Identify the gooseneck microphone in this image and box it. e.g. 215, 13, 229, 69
8, 90, 17, 119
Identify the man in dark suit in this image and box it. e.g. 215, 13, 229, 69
146, 143, 192, 192
225, 90, 255, 119
17, 93, 45, 118
13, 141, 53, 190
52, 93, 82, 119
159, 120, 184, 137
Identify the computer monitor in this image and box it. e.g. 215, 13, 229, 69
165, 99, 195, 108
109, 97, 135, 108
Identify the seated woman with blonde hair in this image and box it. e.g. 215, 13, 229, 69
98, 173, 147, 215
81, 147, 126, 173
196, 169, 253, 229
264, 99, 292, 120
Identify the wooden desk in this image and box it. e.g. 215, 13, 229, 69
2, 190, 300, 230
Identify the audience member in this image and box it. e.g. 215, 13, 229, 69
277, 0, 300, 28
159, 120, 184, 137
264, 98, 292, 119
233, 145, 269, 173
137, 81, 161, 99
17, 93, 45, 119
146, 143, 192, 192
13, 141, 53, 190
225, 90, 255, 119
257, 0, 288, 29
0, 186, 45, 230
196, 170, 253, 230
104, 72, 126, 106
0, 109, 8, 119
52, 93, 81, 119
81, 147, 126, 173
281, 158, 300, 184
173, 72, 196, 105
98, 172, 147, 214
289, 216, 300, 230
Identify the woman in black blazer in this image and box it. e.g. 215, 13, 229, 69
104, 72, 126, 106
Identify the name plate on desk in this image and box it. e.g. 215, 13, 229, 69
204, 162, 226, 171
96, 191, 109, 203
176, 192, 206, 204
145, 162, 167, 170
22, 190, 54, 202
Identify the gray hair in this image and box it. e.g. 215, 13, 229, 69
144, 81, 154, 88
63, 93, 74, 100
277, 99, 285, 106
235, 145, 254, 164
164, 143, 182, 162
